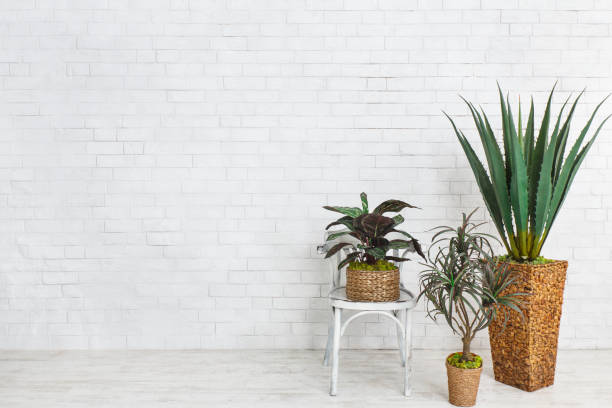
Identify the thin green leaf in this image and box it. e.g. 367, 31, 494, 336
385, 256, 410, 263
323, 206, 363, 218
337, 252, 360, 270
325, 216, 355, 231
372, 199, 419, 215
326, 230, 352, 241
324, 242, 354, 259
360, 192, 368, 213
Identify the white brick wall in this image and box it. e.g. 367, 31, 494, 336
1, 0, 612, 350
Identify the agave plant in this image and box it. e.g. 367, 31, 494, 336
322, 192, 425, 270
447, 84, 610, 261
418, 210, 524, 362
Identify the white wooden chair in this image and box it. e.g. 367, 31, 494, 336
317, 232, 417, 397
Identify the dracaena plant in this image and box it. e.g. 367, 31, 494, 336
322, 192, 425, 270
447, 84, 610, 262
418, 210, 524, 364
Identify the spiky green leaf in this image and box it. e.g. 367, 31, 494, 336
532, 143, 554, 248
447, 113, 511, 254
451, 84, 608, 261
506, 102, 529, 254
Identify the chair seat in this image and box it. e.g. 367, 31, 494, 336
329, 286, 416, 311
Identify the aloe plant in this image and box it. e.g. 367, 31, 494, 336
447, 84, 610, 261
322, 192, 425, 270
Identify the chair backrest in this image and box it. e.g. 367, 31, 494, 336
318, 230, 412, 294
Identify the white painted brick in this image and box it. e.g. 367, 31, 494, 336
0, 1, 611, 351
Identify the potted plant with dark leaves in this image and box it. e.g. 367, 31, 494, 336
322, 192, 424, 302
418, 210, 524, 407
446, 84, 610, 391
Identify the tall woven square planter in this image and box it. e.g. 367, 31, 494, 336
488, 260, 568, 392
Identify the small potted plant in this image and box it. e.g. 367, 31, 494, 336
418, 210, 524, 406
322, 192, 424, 302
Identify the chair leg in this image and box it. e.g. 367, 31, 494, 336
330, 306, 342, 396
403, 309, 413, 397
394, 310, 406, 366
323, 316, 333, 366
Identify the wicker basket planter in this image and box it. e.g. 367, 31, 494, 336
446, 353, 483, 407
345, 268, 399, 302
488, 260, 568, 392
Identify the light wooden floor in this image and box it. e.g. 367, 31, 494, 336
0, 349, 610, 407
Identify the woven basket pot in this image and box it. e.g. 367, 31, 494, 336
345, 268, 399, 302
488, 260, 568, 392
446, 353, 483, 407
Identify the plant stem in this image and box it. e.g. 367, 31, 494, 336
461, 337, 473, 362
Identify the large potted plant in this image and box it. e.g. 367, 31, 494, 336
322, 192, 424, 302
418, 210, 524, 406
447, 85, 610, 391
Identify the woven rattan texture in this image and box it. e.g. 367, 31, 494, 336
488, 260, 568, 392
446, 354, 483, 407
345, 268, 400, 302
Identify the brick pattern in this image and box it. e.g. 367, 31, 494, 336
1, 0, 612, 349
